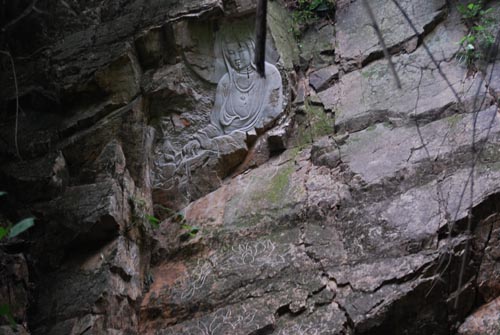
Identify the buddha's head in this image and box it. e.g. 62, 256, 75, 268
225, 41, 252, 72
221, 33, 255, 73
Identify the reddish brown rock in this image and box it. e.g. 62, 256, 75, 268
458, 297, 500, 335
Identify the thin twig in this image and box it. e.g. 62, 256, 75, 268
454, 27, 500, 309
390, 0, 463, 107
362, 0, 402, 89
391, 0, 500, 306
0, 0, 39, 33
0, 50, 22, 160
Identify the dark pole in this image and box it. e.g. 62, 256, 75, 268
255, 0, 267, 78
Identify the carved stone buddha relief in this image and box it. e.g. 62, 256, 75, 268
152, 18, 285, 209
182, 27, 283, 156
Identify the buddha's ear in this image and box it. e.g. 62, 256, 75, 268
247, 40, 256, 65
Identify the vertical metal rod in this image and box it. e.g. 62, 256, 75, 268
255, 0, 267, 78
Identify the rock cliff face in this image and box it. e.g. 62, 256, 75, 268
0, 0, 500, 334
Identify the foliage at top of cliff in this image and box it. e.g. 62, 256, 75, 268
284, 0, 335, 35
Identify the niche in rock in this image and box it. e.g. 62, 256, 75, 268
150, 16, 286, 211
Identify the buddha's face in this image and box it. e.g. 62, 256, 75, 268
226, 42, 252, 72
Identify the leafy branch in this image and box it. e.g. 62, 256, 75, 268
456, 1, 495, 68
286, 0, 335, 38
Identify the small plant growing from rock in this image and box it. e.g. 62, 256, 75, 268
0, 304, 15, 328
285, 0, 335, 37
153, 205, 199, 241
146, 214, 160, 229
456, 1, 495, 68
174, 212, 199, 241
0, 192, 34, 328
180, 223, 200, 241
129, 196, 161, 230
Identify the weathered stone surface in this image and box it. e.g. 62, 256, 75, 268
267, 115, 293, 153
224, 0, 256, 16
95, 48, 142, 106
487, 62, 500, 98
172, 19, 222, 84
335, 0, 446, 65
341, 106, 500, 185
143, 150, 349, 331
458, 296, 500, 335
268, 0, 301, 70
140, 133, 500, 334
289, 100, 335, 148
94, 141, 128, 182
144, 63, 214, 148
32, 237, 143, 335
474, 212, 500, 302
309, 64, 339, 92
0, 151, 68, 202
320, 13, 486, 132
59, 98, 148, 183
311, 136, 341, 168
141, 74, 500, 333
135, 25, 177, 70
34, 179, 125, 251
1, 0, 224, 92
142, 231, 319, 333
300, 23, 336, 68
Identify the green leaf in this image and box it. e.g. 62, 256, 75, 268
173, 213, 185, 223
315, 3, 330, 11
0, 304, 8, 315
0, 304, 16, 327
181, 224, 199, 237
0, 227, 8, 240
467, 3, 477, 10
146, 215, 160, 229
8, 218, 34, 238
